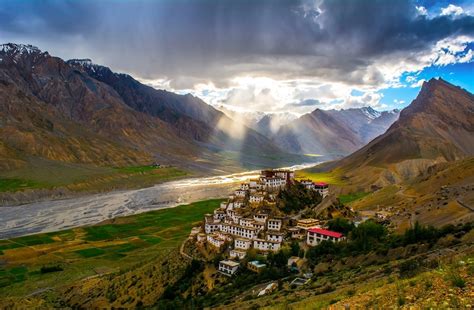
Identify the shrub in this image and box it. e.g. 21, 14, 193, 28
40, 265, 63, 274
327, 218, 355, 234
399, 259, 420, 278
397, 296, 406, 306
448, 271, 466, 288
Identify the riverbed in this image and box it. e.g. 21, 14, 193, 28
0, 163, 318, 239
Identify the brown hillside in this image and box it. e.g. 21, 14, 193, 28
339, 78, 474, 170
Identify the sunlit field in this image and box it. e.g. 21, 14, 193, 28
0, 199, 223, 297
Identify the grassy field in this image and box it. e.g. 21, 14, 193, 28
0, 178, 39, 192
0, 158, 188, 193
295, 168, 346, 186
0, 199, 223, 297
338, 191, 370, 204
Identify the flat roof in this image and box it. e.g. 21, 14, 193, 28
220, 260, 240, 267
266, 231, 285, 235
249, 260, 266, 267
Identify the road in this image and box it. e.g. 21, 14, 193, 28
0, 163, 318, 240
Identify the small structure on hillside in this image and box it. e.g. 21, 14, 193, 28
290, 277, 310, 286
258, 282, 277, 296
248, 260, 266, 273
313, 182, 329, 198
219, 260, 240, 276
306, 228, 345, 246
296, 218, 320, 229
229, 249, 246, 259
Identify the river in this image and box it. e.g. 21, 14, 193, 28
0, 163, 318, 239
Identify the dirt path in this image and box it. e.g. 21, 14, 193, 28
180, 238, 193, 260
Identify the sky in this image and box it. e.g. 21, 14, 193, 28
0, 0, 473, 115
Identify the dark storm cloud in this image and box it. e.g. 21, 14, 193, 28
0, 0, 472, 87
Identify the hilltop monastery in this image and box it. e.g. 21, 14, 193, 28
189, 169, 345, 276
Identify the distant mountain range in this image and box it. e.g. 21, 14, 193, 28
0, 43, 306, 172
221, 106, 400, 156
5, 42, 448, 176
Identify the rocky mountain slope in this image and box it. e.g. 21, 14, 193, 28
0, 43, 299, 173
338, 78, 474, 171
66, 59, 286, 157
0, 43, 191, 170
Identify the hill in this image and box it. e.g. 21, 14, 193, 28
306, 79, 474, 229
339, 78, 473, 170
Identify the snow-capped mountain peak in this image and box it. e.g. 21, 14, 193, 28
360, 106, 381, 120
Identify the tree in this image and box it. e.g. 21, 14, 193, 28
267, 250, 289, 268
350, 220, 386, 252
327, 218, 355, 235
306, 240, 339, 265
277, 183, 322, 213
290, 241, 300, 257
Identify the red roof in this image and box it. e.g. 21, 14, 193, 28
308, 228, 343, 238
313, 182, 328, 187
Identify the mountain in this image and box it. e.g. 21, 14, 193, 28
324, 107, 399, 144
273, 107, 399, 157
66, 59, 291, 163
217, 106, 299, 137
318, 78, 474, 230
218, 106, 267, 128
338, 78, 474, 171
0, 43, 193, 170
254, 112, 299, 137
0, 43, 298, 173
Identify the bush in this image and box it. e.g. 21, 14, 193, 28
40, 265, 63, 274
399, 259, 420, 278
327, 218, 355, 235
277, 183, 322, 213
447, 271, 466, 288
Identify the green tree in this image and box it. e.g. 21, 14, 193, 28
327, 218, 355, 235
350, 220, 386, 251
290, 241, 300, 257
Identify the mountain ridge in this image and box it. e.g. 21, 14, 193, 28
0, 43, 302, 173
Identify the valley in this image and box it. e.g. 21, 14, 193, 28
0, 2, 473, 306
0, 163, 319, 240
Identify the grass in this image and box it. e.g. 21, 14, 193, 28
114, 165, 160, 173
339, 192, 370, 204
0, 178, 39, 192
0, 198, 223, 297
75, 248, 106, 258
295, 168, 345, 186
0, 158, 188, 193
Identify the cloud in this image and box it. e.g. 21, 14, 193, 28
0, 0, 473, 113
440, 4, 464, 16
416, 6, 428, 16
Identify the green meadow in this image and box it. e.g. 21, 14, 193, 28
338, 191, 370, 204
0, 199, 223, 297
295, 167, 346, 186
0, 158, 188, 193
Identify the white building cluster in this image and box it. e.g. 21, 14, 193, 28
190, 169, 343, 276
